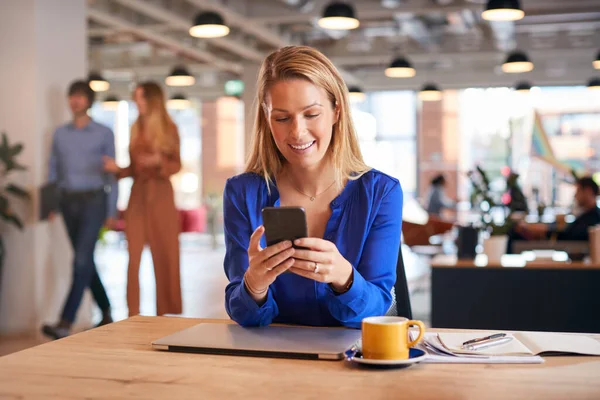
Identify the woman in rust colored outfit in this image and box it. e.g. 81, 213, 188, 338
104, 82, 182, 316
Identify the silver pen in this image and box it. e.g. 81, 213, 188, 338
462, 336, 513, 351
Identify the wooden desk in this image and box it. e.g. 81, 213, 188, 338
0, 317, 599, 399
431, 255, 600, 333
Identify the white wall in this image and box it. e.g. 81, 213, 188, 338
0, 0, 91, 334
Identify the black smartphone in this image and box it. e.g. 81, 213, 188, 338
261, 206, 308, 248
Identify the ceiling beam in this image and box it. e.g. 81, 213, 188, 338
112, 0, 264, 62
88, 23, 175, 36
249, 1, 482, 24
87, 8, 242, 74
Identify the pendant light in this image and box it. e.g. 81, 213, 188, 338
418, 84, 442, 101
593, 51, 600, 70
189, 11, 230, 38
318, 2, 360, 30
102, 95, 120, 110
88, 72, 109, 92
514, 81, 532, 92
348, 86, 366, 102
385, 56, 416, 78
167, 94, 191, 109
165, 66, 195, 87
502, 51, 533, 73
482, 0, 524, 22
587, 77, 600, 90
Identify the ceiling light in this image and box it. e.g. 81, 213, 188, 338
167, 94, 191, 109
514, 81, 531, 92
348, 86, 366, 102
482, 0, 524, 22
88, 72, 109, 92
594, 51, 600, 70
385, 57, 416, 78
318, 2, 360, 30
166, 66, 195, 87
190, 11, 230, 38
102, 95, 120, 110
418, 84, 442, 101
587, 77, 600, 90
502, 51, 533, 73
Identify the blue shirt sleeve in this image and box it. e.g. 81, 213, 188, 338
324, 181, 403, 328
104, 128, 119, 218
48, 129, 59, 184
223, 178, 280, 326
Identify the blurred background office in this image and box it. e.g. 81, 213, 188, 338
1, 0, 600, 354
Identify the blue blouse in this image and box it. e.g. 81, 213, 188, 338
222, 169, 403, 329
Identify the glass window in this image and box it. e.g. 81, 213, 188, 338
351, 90, 417, 198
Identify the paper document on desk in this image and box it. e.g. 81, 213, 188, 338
416, 333, 544, 364
437, 331, 600, 357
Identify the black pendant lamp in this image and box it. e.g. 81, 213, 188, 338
418, 83, 442, 101
165, 66, 195, 87
318, 2, 359, 30
189, 11, 230, 38
348, 86, 366, 102
593, 51, 600, 70
167, 93, 191, 109
502, 51, 533, 73
385, 56, 416, 78
102, 95, 120, 110
514, 81, 532, 92
88, 72, 109, 92
587, 77, 600, 90
482, 0, 524, 22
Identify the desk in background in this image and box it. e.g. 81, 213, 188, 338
431, 254, 600, 333
1, 316, 599, 399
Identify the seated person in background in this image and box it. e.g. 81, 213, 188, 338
426, 174, 455, 216
223, 46, 403, 329
507, 176, 600, 253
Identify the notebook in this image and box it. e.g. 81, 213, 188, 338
436, 331, 600, 357
416, 333, 544, 364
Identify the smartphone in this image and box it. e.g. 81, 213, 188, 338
261, 206, 308, 248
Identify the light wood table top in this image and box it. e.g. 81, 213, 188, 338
431, 253, 600, 270
1, 316, 599, 399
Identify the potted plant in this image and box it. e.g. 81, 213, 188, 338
467, 166, 516, 262
0, 132, 29, 290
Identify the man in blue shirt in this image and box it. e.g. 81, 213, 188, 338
42, 80, 118, 339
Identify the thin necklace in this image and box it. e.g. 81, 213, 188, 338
290, 179, 337, 201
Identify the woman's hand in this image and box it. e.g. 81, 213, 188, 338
290, 238, 353, 292
244, 226, 295, 303
137, 152, 161, 168
102, 156, 119, 174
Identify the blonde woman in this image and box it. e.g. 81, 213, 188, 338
223, 46, 403, 328
103, 82, 182, 317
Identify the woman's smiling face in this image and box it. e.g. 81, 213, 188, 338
264, 79, 339, 169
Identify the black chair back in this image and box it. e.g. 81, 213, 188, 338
393, 246, 413, 319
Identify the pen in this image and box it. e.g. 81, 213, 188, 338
462, 333, 506, 346
462, 336, 513, 351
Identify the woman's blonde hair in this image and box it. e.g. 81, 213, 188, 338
245, 45, 370, 186
131, 81, 177, 153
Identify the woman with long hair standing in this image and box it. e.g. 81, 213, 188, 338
103, 82, 182, 316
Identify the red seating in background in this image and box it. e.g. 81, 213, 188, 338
111, 207, 207, 234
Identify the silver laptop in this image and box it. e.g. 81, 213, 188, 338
152, 322, 362, 360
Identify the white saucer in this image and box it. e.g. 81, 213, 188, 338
347, 348, 427, 367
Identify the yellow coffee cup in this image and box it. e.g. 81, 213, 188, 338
361, 316, 425, 360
